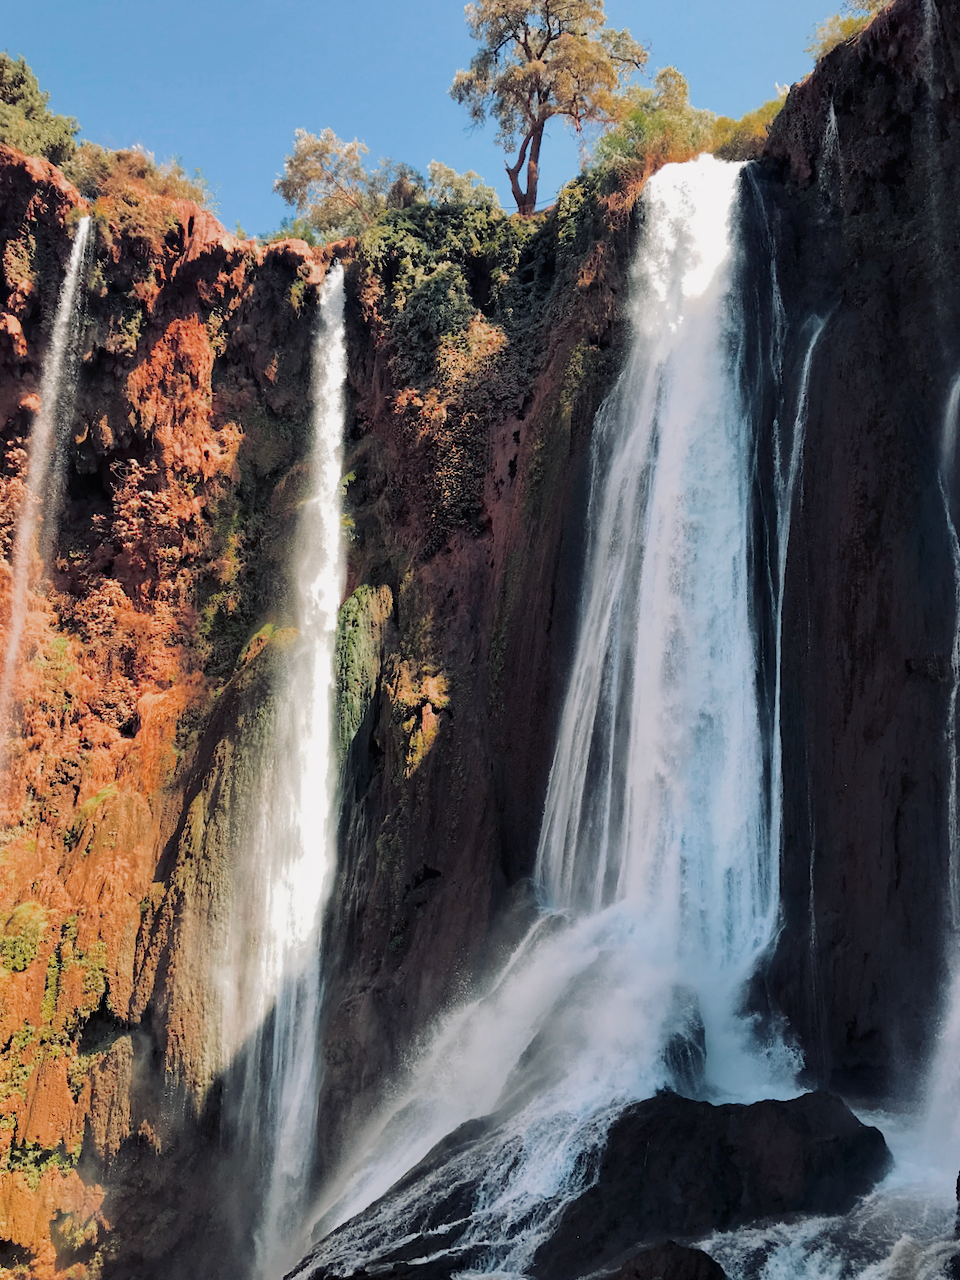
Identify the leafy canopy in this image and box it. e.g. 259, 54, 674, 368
0, 53, 78, 167
275, 128, 426, 238
451, 0, 647, 215
274, 130, 502, 239
807, 0, 887, 61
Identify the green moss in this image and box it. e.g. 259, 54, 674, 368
0, 903, 49, 973
336, 585, 386, 755
6, 1140, 79, 1190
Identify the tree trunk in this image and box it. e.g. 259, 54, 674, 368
507, 121, 546, 217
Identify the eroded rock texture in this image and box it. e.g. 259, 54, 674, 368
757, 0, 960, 1099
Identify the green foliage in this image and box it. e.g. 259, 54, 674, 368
7, 1140, 79, 1190
359, 200, 534, 386
595, 70, 785, 171
427, 161, 500, 209
596, 67, 716, 176
807, 0, 887, 60
711, 96, 785, 161
263, 215, 323, 246
63, 142, 211, 207
451, 0, 648, 213
0, 53, 78, 166
275, 128, 425, 239
0, 902, 49, 973
337, 586, 386, 754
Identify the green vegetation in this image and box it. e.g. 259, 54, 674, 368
0, 903, 49, 973
66, 143, 211, 209
711, 97, 786, 161
360, 199, 533, 387
274, 129, 426, 238
426, 161, 499, 209
0, 53, 78, 166
596, 69, 785, 173
7, 1140, 79, 1190
451, 0, 647, 215
807, 0, 887, 60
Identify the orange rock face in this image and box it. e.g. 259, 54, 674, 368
0, 143, 337, 1274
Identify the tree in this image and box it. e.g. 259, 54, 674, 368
807, 0, 887, 61
451, 0, 648, 216
274, 128, 424, 239
427, 160, 500, 208
0, 53, 78, 167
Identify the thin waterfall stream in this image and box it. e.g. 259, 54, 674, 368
0, 215, 91, 744
217, 262, 346, 1278
295, 154, 801, 1280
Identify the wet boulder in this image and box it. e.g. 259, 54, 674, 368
531, 1090, 891, 1280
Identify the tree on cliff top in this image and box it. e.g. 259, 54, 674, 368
0, 53, 78, 167
807, 0, 887, 61
275, 129, 425, 238
451, 0, 648, 216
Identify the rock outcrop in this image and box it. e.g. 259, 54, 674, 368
292, 1091, 888, 1280
531, 1092, 890, 1280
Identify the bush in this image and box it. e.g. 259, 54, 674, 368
711, 97, 785, 161
64, 142, 211, 206
0, 902, 48, 972
596, 68, 717, 177
807, 0, 887, 61
0, 53, 78, 166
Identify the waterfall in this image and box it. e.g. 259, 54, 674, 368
298, 156, 797, 1279
0, 215, 91, 743
218, 262, 346, 1277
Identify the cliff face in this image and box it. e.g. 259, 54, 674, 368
759, 0, 960, 1098
0, 146, 641, 1274
1, 0, 959, 1267
0, 142, 337, 1274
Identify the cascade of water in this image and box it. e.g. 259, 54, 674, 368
0, 216, 91, 741
218, 263, 346, 1277
301, 156, 797, 1279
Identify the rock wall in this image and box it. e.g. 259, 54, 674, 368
759, 0, 960, 1098
0, 142, 338, 1275
0, 146, 642, 1275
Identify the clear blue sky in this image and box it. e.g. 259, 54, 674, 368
4, 0, 830, 233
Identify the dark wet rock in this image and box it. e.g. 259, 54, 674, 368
530, 1091, 891, 1280
602, 1241, 728, 1280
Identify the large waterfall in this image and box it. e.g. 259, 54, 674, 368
294, 155, 800, 1280
0, 215, 91, 743
217, 262, 346, 1278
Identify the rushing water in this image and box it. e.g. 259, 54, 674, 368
295, 155, 801, 1280
0, 216, 91, 743
217, 263, 346, 1277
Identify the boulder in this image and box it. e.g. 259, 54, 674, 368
531, 1091, 891, 1280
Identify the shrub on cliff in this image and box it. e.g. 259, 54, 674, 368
595, 68, 715, 176
0, 53, 78, 166
710, 96, 786, 160
807, 0, 887, 60
275, 128, 425, 238
595, 72, 785, 174
65, 142, 210, 206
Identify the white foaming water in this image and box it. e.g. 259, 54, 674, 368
217, 263, 346, 1277
300, 157, 797, 1280
0, 216, 91, 739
